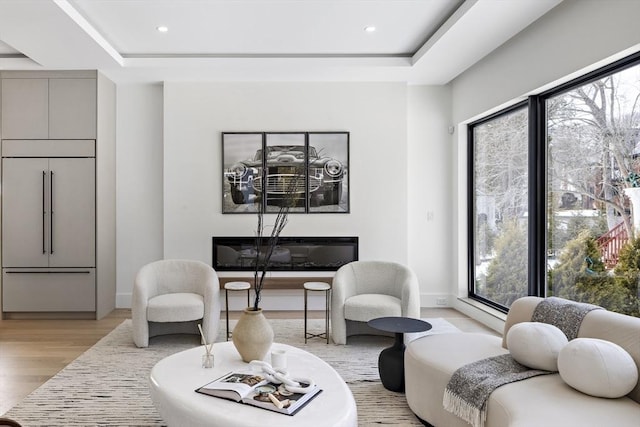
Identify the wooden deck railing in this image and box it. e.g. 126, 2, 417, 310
596, 222, 629, 268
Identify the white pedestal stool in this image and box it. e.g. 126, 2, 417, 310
224, 281, 251, 340
303, 281, 331, 344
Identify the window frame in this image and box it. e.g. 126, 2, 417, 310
467, 101, 530, 313
467, 50, 640, 312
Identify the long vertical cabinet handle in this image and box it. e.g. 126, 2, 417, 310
42, 170, 47, 254
50, 170, 54, 254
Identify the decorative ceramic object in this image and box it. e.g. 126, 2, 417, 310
232, 307, 274, 362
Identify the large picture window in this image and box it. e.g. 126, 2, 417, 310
468, 52, 640, 317
546, 61, 640, 317
469, 105, 529, 309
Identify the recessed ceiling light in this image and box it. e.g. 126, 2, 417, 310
364, 26, 376, 33
157, 26, 169, 33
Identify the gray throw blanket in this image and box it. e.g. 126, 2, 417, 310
443, 354, 551, 427
443, 297, 602, 427
531, 296, 601, 340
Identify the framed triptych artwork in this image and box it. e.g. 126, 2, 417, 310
222, 132, 349, 214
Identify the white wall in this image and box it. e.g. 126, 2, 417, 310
162, 82, 409, 269
115, 83, 164, 307
96, 72, 117, 319
407, 85, 453, 306
453, 0, 640, 124
116, 81, 459, 309
450, 0, 640, 327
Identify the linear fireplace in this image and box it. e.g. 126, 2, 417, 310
212, 236, 358, 272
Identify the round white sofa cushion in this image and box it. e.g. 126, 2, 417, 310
558, 337, 638, 398
506, 322, 568, 371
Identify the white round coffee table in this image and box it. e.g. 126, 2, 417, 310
149, 342, 357, 427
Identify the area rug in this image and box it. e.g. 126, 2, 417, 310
3, 317, 459, 426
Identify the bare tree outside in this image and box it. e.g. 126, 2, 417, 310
547, 64, 640, 316
547, 71, 640, 236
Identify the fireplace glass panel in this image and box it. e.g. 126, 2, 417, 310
212, 236, 358, 271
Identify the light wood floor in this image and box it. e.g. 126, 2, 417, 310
0, 307, 497, 416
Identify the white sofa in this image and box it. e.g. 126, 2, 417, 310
405, 296, 640, 427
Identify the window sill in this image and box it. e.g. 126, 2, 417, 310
453, 298, 507, 334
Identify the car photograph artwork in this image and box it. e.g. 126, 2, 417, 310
222, 132, 349, 214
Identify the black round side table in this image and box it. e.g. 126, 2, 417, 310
367, 316, 432, 392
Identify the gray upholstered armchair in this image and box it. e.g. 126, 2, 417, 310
132, 259, 221, 348
330, 260, 420, 345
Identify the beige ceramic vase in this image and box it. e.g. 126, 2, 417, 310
232, 307, 274, 362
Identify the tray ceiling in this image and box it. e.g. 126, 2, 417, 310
0, 0, 563, 83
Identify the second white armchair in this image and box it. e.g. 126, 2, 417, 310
330, 260, 420, 345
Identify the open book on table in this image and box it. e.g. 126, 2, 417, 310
195, 372, 322, 416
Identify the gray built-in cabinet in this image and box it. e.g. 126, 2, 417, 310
2, 77, 97, 139
0, 71, 115, 319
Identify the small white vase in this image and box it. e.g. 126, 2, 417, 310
232, 307, 274, 362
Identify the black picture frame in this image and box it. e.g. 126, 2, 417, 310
221, 131, 350, 214
222, 132, 263, 214
308, 132, 349, 213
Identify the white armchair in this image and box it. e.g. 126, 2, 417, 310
331, 260, 420, 345
132, 259, 221, 348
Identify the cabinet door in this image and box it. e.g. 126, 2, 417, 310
49, 78, 97, 139
2, 158, 50, 267
1, 78, 49, 139
49, 158, 95, 267
2, 268, 96, 311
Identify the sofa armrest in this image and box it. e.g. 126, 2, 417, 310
501, 296, 543, 348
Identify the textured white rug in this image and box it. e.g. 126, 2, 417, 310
3, 317, 459, 426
